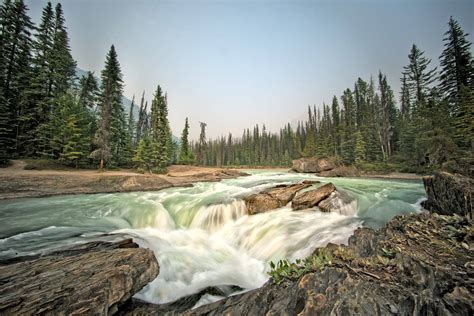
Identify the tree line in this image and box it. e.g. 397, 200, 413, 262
196, 17, 473, 171
0, 0, 196, 172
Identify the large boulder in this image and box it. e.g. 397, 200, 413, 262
244, 182, 316, 215
292, 157, 336, 173
0, 239, 159, 315
292, 183, 336, 210
422, 172, 473, 219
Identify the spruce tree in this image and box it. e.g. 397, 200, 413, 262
150, 85, 172, 170
403, 44, 437, 110
50, 3, 76, 95
78, 71, 98, 108
179, 117, 192, 164
438, 17, 473, 105
0, 0, 34, 158
91, 45, 123, 170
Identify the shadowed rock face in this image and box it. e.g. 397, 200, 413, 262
244, 182, 317, 215
292, 183, 336, 210
168, 213, 473, 316
292, 157, 335, 173
422, 172, 473, 219
0, 239, 159, 315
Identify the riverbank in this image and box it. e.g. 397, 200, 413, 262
0, 161, 247, 200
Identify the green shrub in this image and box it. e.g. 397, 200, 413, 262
268, 249, 333, 284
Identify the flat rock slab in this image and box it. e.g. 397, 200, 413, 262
292, 183, 336, 210
0, 239, 159, 315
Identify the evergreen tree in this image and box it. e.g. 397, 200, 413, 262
133, 136, 154, 173
50, 3, 76, 96
78, 71, 98, 108
0, 0, 34, 158
149, 85, 172, 170
179, 117, 193, 164
400, 73, 411, 117
438, 17, 473, 105
403, 44, 437, 110
90, 45, 123, 170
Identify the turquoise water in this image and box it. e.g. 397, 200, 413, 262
0, 170, 425, 305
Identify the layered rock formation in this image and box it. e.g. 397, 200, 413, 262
0, 239, 159, 315
422, 171, 473, 219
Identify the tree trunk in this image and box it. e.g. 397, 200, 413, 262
99, 158, 104, 171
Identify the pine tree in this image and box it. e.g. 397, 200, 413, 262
403, 44, 437, 110
55, 94, 94, 167
400, 73, 410, 117
354, 131, 366, 164
149, 85, 172, 170
0, 0, 34, 158
91, 45, 123, 170
133, 136, 154, 173
78, 71, 98, 108
438, 17, 473, 105
50, 3, 76, 96
179, 117, 193, 164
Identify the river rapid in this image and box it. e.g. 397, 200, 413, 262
0, 170, 426, 307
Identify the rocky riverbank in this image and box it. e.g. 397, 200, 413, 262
0, 162, 247, 199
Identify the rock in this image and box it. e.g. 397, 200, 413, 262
0, 239, 159, 315
422, 172, 473, 219
184, 213, 473, 315
292, 183, 336, 210
118, 285, 243, 315
318, 190, 357, 216
244, 182, 313, 215
292, 157, 336, 173
318, 165, 360, 177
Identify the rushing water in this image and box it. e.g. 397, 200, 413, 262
0, 170, 426, 307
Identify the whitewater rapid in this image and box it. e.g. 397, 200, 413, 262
0, 170, 426, 307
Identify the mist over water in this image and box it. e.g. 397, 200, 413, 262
0, 170, 426, 306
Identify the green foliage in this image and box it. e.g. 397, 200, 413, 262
268, 249, 333, 284
133, 136, 154, 173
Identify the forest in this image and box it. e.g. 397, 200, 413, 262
1, 0, 473, 174
196, 20, 473, 173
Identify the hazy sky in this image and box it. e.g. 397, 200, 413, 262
25, 0, 473, 139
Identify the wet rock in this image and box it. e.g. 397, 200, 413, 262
119, 285, 243, 315
292, 183, 336, 210
318, 190, 357, 216
185, 213, 473, 315
0, 239, 159, 315
292, 157, 336, 173
422, 172, 473, 219
245, 182, 313, 215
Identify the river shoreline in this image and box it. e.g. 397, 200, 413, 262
0, 161, 423, 200
0, 163, 248, 200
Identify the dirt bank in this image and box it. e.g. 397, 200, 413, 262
0, 161, 248, 200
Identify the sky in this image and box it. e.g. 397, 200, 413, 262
25, 0, 473, 139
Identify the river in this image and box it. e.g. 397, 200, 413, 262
0, 170, 426, 307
